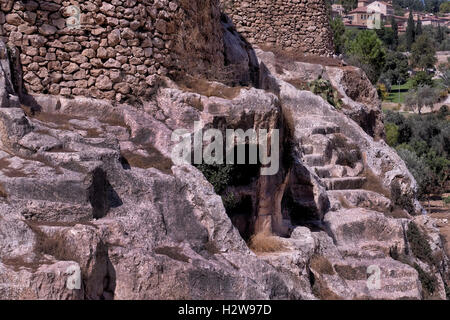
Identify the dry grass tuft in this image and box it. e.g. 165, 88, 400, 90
0, 183, 8, 198
248, 232, 287, 253
176, 76, 243, 100
361, 161, 391, 199
258, 45, 344, 67
154, 246, 190, 263
310, 255, 336, 275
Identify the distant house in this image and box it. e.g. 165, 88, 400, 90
366, 1, 394, 16
391, 15, 408, 33
347, 6, 372, 28
344, 1, 448, 31
331, 4, 345, 18
347, 1, 392, 29
442, 16, 450, 28
357, 0, 371, 8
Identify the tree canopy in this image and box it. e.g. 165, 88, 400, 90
410, 34, 437, 70
347, 30, 386, 82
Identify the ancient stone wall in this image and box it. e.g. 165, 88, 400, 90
220, 0, 334, 56
0, 0, 225, 103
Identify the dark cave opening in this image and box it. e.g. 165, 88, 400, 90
281, 189, 320, 228
196, 143, 262, 241
88, 168, 123, 219
226, 195, 254, 241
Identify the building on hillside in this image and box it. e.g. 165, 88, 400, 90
331, 3, 345, 17
442, 16, 450, 28
339, 0, 447, 31
346, 6, 372, 28
391, 15, 408, 33
403, 11, 421, 20
421, 15, 446, 27
347, 1, 393, 29
367, 1, 394, 16
357, 0, 371, 7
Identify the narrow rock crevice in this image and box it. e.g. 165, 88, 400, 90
88, 168, 122, 219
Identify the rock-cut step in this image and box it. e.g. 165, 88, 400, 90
302, 144, 314, 155
303, 154, 327, 167
327, 189, 392, 213
297, 118, 341, 137
311, 165, 333, 178
328, 257, 422, 300
322, 177, 367, 190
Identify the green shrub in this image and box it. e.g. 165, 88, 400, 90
391, 180, 415, 213
443, 196, 450, 206
438, 105, 449, 119
407, 222, 434, 265
221, 192, 239, 212
413, 263, 437, 297
196, 163, 234, 194
384, 110, 449, 198
385, 123, 399, 147
389, 244, 400, 260
411, 71, 433, 89
308, 77, 343, 109
396, 148, 436, 200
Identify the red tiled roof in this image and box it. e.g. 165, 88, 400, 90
350, 6, 368, 13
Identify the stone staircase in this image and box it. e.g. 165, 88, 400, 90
329, 256, 422, 299
291, 117, 425, 299
299, 116, 390, 213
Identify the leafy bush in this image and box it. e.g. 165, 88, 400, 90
391, 180, 415, 213
443, 196, 450, 206
384, 110, 450, 197
407, 222, 434, 265
308, 77, 343, 109
439, 105, 449, 119
414, 263, 437, 298
396, 148, 435, 199
411, 71, 433, 89
377, 83, 389, 100
196, 161, 260, 195
385, 122, 399, 147
196, 163, 234, 194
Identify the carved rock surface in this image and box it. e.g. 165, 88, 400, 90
0, 43, 447, 300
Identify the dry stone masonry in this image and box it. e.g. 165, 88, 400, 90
220, 0, 334, 56
0, 0, 225, 103
0, 0, 335, 104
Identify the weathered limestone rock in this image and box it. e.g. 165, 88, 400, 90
267, 75, 423, 215
256, 48, 384, 140
0, 11, 447, 300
